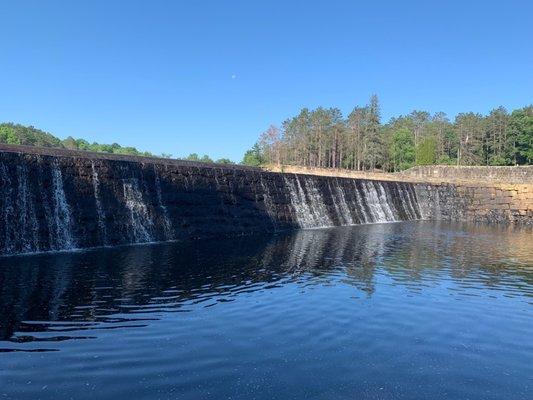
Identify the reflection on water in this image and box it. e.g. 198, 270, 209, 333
0, 221, 532, 400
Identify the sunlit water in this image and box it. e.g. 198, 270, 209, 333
1, 221, 532, 400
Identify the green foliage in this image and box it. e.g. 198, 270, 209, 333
390, 128, 415, 171
435, 154, 455, 165
183, 153, 235, 164
252, 98, 532, 171
416, 136, 437, 165
215, 158, 235, 165
0, 122, 159, 157
185, 153, 200, 161
0, 123, 62, 147
509, 106, 533, 164
184, 153, 215, 163
241, 143, 263, 166
0, 122, 236, 164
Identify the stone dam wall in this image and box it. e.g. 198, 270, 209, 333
397, 165, 533, 184
0, 146, 531, 256
416, 182, 532, 225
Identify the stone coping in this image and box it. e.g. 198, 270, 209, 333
0, 143, 261, 172
1, 144, 531, 190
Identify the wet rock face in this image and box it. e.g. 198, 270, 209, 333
415, 183, 533, 225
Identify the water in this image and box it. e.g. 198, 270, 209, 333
0, 221, 532, 400
154, 171, 173, 240
51, 163, 76, 250
1, 163, 15, 253
91, 162, 108, 246
122, 178, 154, 243
2, 155, 428, 256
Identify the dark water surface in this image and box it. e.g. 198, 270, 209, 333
1, 221, 532, 400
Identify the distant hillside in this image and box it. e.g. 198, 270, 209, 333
0, 123, 155, 157
0, 123, 235, 164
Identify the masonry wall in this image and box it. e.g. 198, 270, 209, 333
416, 182, 532, 224
0, 145, 531, 256
399, 165, 533, 184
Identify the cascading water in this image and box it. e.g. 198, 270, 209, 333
284, 175, 332, 228
302, 178, 333, 227
260, 175, 278, 231
372, 181, 397, 221
0, 150, 428, 257
51, 163, 76, 250
1, 163, 15, 253
284, 175, 423, 229
329, 179, 355, 225
397, 183, 420, 220
91, 162, 108, 245
123, 178, 154, 243
16, 165, 39, 252
351, 181, 370, 224
361, 180, 387, 222
155, 171, 173, 240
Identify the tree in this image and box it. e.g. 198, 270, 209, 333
258, 125, 282, 165
347, 106, 366, 170
455, 113, 484, 165
241, 143, 263, 166
215, 158, 235, 165
390, 128, 415, 171
200, 154, 213, 163
365, 95, 381, 170
408, 111, 430, 162
417, 136, 437, 165
485, 107, 509, 165
185, 153, 200, 161
508, 106, 533, 164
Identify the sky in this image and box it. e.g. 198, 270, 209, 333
1, 0, 532, 161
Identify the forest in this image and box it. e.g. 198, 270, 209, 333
3, 100, 532, 172
0, 123, 234, 164
242, 96, 532, 171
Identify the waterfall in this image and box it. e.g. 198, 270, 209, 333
260, 175, 278, 231
351, 181, 370, 224
155, 171, 173, 240
1, 163, 15, 253
51, 163, 76, 250
123, 178, 154, 243
303, 178, 333, 227
0, 149, 431, 256
283, 174, 425, 230
284, 176, 313, 228
16, 165, 40, 252
373, 181, 397, 221
91, 162, 108, 245
328, 180, 345, 225
398, 183, 420, 220
284, 175, 332, 228
329, 179, 354, 225
407, 185, 422, 219
362, 180, 388, 222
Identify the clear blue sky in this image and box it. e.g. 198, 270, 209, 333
1, 0, 532, 161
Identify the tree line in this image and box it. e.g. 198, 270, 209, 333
0, 123, 235, 164
242, 96, 532, 171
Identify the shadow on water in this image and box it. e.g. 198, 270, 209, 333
0, 220, 531, 352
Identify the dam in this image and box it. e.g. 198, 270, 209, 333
0, 144, 531, 256
2, 145, 533, 400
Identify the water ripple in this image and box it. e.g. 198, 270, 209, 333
0, 221, 532, 400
